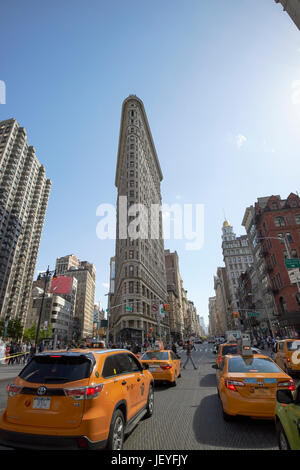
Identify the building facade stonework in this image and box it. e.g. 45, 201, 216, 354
110, 95, 168, 345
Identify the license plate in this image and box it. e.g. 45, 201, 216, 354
33, 397, 51, 409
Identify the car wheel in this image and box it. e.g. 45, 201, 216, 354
276, 421, 290, 450
170, 376, 177, 387
145, 384, 154, 418
107, 409, 125, 450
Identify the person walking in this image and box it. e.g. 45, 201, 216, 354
183, 341, 197, 370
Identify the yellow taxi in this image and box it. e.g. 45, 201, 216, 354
0, 348, 154, 450
274, 339, 300, 376
140, 347, 181, 387
214, 342, 295, 421
215, 343, 237, 369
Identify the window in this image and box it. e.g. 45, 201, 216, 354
276, 273, 283, 289
228, 357, 282, 373
274, 216, 285, 227
295, 214, 300, 225
272, 202, 278, 210
286, 232, 293, 243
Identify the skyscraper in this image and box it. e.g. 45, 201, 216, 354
0, 119, 51, 326
274, 0, 300, 30
55, 255, 96, 339
111, 95, 168, 344
221, 220, 253, 312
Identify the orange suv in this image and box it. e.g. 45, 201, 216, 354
0, 348, 154, 450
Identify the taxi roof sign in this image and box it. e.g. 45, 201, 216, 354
237, 337, 253, 357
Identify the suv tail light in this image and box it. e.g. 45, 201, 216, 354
64, 384, 103, 400
225, 380, 245, 392
6, 384, 22, 397
278, 379, 295, 391
160, 364, 172, 370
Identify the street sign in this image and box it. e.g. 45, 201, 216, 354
285, 258, 300, 269
126, 306, 132, 312
100, 320, 108, 327
288, 268, 300, 284
247, 312, 260, 318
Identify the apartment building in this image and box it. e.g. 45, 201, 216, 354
0, 119, 51, 327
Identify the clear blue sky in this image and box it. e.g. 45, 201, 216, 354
1, 0, 300, 326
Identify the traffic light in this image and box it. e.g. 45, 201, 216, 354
162, 304, 170, 311
233, 312, 240, 319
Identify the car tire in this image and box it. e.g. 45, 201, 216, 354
107, 409, 125, 450
170, 376, 177, 387
276, 421, 290, 450
145, 384, 154, 418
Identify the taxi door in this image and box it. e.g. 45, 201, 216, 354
127, 353, 148, 412
112, 353, 140, 420
285, 397, 300, 449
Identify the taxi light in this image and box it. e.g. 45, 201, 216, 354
278, 380, 295, 391
218, 357, 223, 362
225, 380, 245, 392
6, 384, 22, 397
64, 384, 103, 400
160, 364, 172, 370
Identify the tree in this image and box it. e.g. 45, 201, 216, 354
23, 325, 53, 343
6, 319, 23, 341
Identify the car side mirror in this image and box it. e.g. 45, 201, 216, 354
277, 389, 293, 405
212, 364, 218, 369
143, 363, 149, 370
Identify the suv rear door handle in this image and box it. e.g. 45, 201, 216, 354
122, 380, 127, 385
137, 377, 141, 382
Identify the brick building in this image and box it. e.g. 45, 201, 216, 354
254, 193, 300, 337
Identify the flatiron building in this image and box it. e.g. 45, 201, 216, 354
111, 95, 168, 344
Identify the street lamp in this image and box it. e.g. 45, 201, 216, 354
35, 266, 56, 353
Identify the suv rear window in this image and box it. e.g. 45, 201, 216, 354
19, 354, 94, 384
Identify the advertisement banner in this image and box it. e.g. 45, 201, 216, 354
50, 276, 73, 295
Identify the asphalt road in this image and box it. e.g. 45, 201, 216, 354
123, 345, 278, 450
0, 346, 293, 450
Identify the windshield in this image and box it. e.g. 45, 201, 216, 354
287, 341, 300, 351
142, 351, 169, 360
19, 355, 93, 384
228, 356, 282, 373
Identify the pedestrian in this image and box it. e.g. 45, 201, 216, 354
183, 341, 197, 370
171, 342, 177, 355
8, 343, 15, 365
